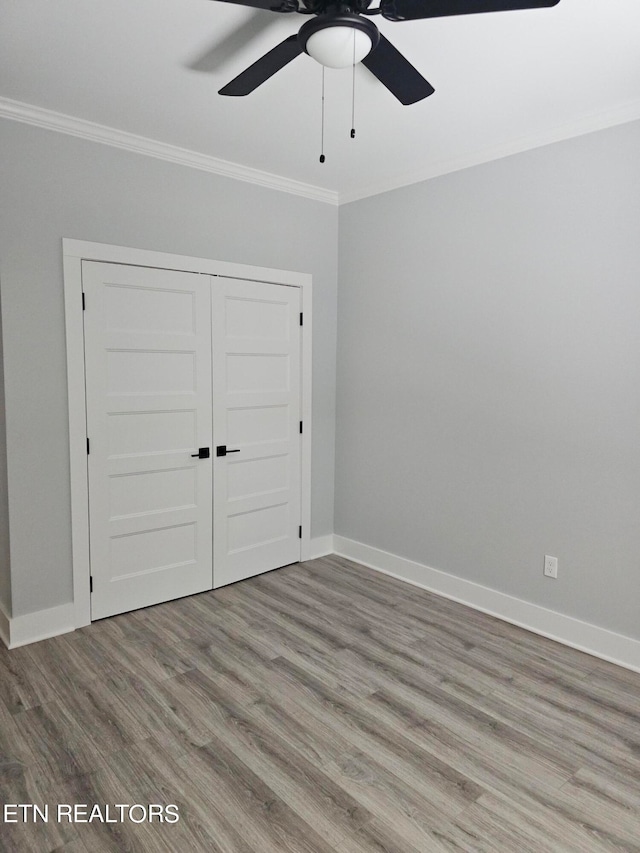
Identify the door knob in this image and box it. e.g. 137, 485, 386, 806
191, 447, 210, 459
216, 445, 241, 457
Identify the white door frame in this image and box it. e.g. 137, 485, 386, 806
63, 239, 313, 629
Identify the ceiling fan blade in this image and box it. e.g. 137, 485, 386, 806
381, 0, 560, 23
362, 34, 434, 105
189, 11, 280, 73
219, 35, 303, 95
211, 0, 296, 12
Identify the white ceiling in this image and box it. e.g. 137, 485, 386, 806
2, 0, 640, 202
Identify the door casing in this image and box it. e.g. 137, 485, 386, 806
63, 239, 313, 629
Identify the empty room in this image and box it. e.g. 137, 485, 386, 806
1, 0, 640, 850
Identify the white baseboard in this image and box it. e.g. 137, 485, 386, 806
0, 540, 339, 648
333, 535, 640, 674
304, 535, 335, 561
0, 599, 10, 648
3, 601, 76, 649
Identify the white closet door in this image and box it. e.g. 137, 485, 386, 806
83, 262, 213, 619
212, 277, 301, 587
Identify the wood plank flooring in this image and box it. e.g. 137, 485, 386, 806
1, 554, 640, 852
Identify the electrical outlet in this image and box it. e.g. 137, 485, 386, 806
544, 555, 558, 579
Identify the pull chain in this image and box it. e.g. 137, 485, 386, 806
319, 66, 326, 163
350, 30, 356, 139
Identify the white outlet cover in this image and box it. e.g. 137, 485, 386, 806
544, 555, 558, 578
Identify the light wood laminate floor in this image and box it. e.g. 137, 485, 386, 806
1, 555, 640, 852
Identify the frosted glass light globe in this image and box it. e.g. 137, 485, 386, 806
305, 27, 372, 69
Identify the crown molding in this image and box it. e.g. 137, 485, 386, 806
3, 95, 640, 208
338, 99, 640, 205
0, 97, 339, 206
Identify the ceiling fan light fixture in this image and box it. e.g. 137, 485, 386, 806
299, 15, 380, 69
306, 27, 371, 68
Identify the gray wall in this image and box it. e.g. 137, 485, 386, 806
0, 118, 337, 618
0, 286, 11, 617
336, 119, 640, 641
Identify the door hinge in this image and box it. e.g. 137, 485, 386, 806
299, 421, 303, 434
86, 437, 90, 454
299, 312, 303, 326
298, 525, 302, 539
82, 292, 85, 310
90, 576, 93, 593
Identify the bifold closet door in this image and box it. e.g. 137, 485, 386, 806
83, 262, 213, 620
212, 277, 301, 587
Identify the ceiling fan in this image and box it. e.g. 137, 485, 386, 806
212, 0, 561, 105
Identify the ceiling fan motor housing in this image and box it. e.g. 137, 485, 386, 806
298, 12, 380, 68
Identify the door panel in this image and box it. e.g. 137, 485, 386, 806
212, 278, 301, 586
83, 262, 213, 619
